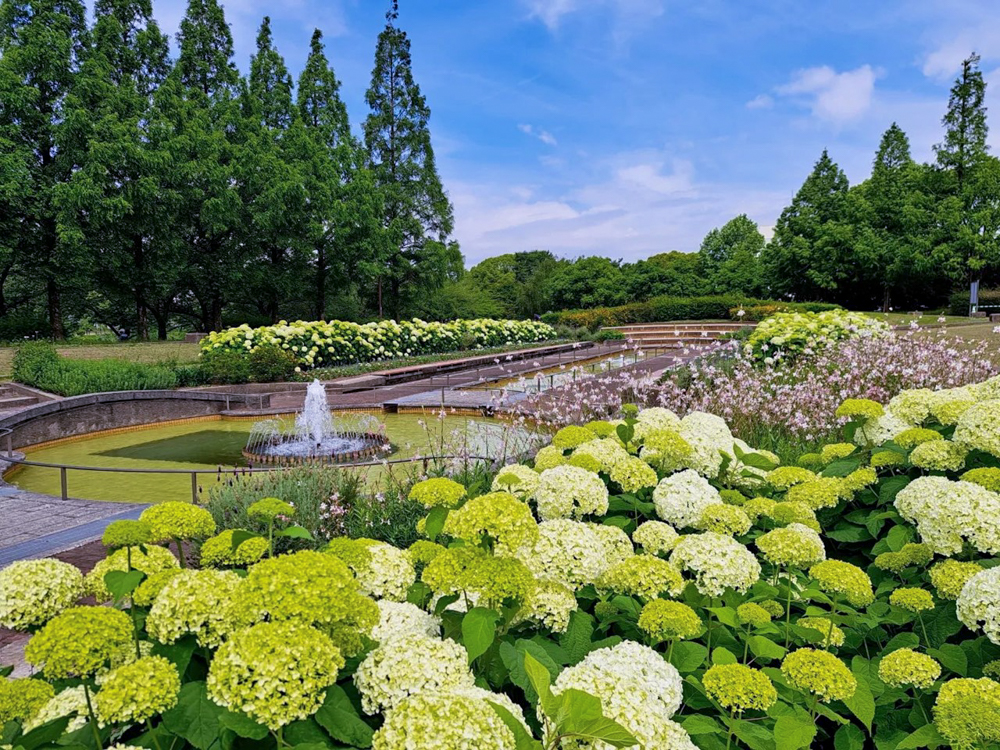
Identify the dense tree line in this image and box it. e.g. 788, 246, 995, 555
0, 0, 455, 339
443, 53, 1000, 319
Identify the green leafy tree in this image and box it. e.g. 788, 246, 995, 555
0, 0, 88, 338
931, 53, 1000, 288
363, 0, 456, 318
764, 150, 858, 301
297, 28, 384, 321
698, 214, 765, 296
56, 0, 178, 339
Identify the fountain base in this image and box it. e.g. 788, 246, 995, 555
242, 431, 391, 465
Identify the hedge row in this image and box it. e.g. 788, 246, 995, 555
12, 343, 178, 397
540, 295, 840, 330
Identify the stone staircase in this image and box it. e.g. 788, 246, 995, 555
602, 321, 756, 348
0, 383, 40, 411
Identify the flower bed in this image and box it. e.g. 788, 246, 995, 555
744, 309, 889, 362
4, 377, 1000, 748
201, 318, 558, 369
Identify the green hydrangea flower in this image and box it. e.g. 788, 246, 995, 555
85, 545, 179, 602
637, 599, 702, 641
101, 520, 151, 549
797, 617, 844, 647
696, 503, 751, 536
406, 540, 445, 568
408, 477, 467, 509
0, 559, 84, 631
742, 497, 776, 522
766, 501, 820, 531
983, 660, 1000, 680
200, 530, 268, 568
146, 569, 241, 647
24, 606, 133, 678
961, 467, 1000, 493
442, 491, 538, 553
889, 587, 935, 613
719, 489, 748, 505
0, 677, 55, 726
786, 478, 847, 510
933, 678, 1000, 749
584, 420, 617, 438
132, 569, 184, 607
842, 467, 878, 492
639, 429, 693, 472
797, 452, 822, 468
139, 502, 216, 543
632, 521, 680, 556
930, 560, 983, 600
491, 464, 541, 498
596, 555, 685, 600
552, 425, 598, 449
756, 524, 825, 568
871, 450, 905, 468
327, 538, 416, 603
207, 621, 345, 730
780, 648, 857, 702
247, 496, 295, 521
95, 656, 180, 724
532, 445, 567, 471
465, 555, 536, 610
703, 663, 777, 712
895, 427, 944, 450
809, 560, 874, 607
736, 602, 772, 628
820, 443, 856, 464
608, 456, 659, 493
567, 453, 603, 473
765, 466, 817, 490
759, 600, 785, 618
835, 398, 884, 420
878, 648, 941, 689
910, 440, 968, 472
372, 691, 519, 750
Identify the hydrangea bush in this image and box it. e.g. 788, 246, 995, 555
744, 309, 890, 362
201, 317, 558, 369
7, 380, 1000, 749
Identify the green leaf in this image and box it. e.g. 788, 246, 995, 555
879, 476, 911, 505
487, 701, 542, 750
833, 724, 865, 750
616, 424, 634, 445
229, 529, 259, 551
462, 608, 500, 663
842, 657, 876, 733
218, 710, 269, 740
162, 681, 225, 750
711, 647, 737, 665
424, 507, 449, 541
559, 610, 595, 664
406, 580, 431, 608
552, 689, 637, 748
729, 718, 776, 750
822, 457, 861, 477
886, 525, 914, 552
740, 451, 778, 470
314, 685, 373, 748
894, 723, 946, 749
433, 593, 459, 616
774, 716, 816, 750
153, 636, 197, 678
747, 635, 786, 661
501, 641, 559, 705
284, 718, 341, 749
708, 607, 739, 628
681, 715, 723, 735
921, 603, 964, 648
670, 642, 708, 672
16, 716, 71, 750
103, 569, 145, 600
276, 525, 314, 540
928, 644, 967, 676
523, 650, 555, 714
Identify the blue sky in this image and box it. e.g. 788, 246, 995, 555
144, 0, 1000, 265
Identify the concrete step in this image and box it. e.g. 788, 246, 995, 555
605, 322, 751, 331
0, 395, 37, 409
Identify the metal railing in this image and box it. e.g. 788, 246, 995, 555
0, 428, 12, 458
0, 453, 497, 504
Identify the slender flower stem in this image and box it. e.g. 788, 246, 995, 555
82, 683, 102, 750
784, 570, 795, 649
667, 638, 676, 664
173, 537, 186, 568
147, 718, 164, 750
913, 687, 930, 725
916, 611, 930, 650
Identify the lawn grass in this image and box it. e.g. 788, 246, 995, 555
0, 341, 200, 379
864, 311, 974, 326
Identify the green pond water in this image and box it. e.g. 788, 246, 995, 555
10, 413, 536, 504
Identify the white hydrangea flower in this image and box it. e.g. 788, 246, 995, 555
670, 532, 761, 597
895, 476, 1000, 556
355, 634, 474, 714
635, 407, 681, 431
954, 400, 1000, 458
957, 567, 1000, 645
491, 464, 541, 499
512, 580, 578, 633
572, 438, 631, 472
853, 411, 911, 446
653, 469, 722, 529
515, 519, 609, 590
676, 412, 735, 477
534, 465, 609, 520
549, 641, 693, 750
633, 520, 681, 556
355, 543, 416, 602
887, 388, 937, 425
588, 523, 634, 566
24, 686, 90, 732
370, 601, 441, 644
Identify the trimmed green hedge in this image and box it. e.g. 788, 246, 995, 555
541, 295, 840, 330
949, 288, 1000, 316
13, 342, 178, 396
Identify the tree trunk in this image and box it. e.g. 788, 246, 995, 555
47, 277, 64, 339
315, 246, 326, 320
882, 286, 890, 313
211, 295, 223, 332
134, 236, 149, 340
377, 276, 383, 319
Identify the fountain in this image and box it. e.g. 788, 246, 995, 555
243, 380, 391, 464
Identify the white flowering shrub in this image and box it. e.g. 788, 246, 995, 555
746, 309, 890, 362
200, 317, 558, 369
10, 376, 1000, 750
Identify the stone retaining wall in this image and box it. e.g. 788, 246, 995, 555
0, 390, 271, 450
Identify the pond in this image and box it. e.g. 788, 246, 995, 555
7, 412, 541, 504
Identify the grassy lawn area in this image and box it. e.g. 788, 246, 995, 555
0, 341, 200, 379
864, 311, 974, 326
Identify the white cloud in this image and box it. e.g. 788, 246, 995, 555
518, 123, 558, 146
523, 0, 662, 31
775, 65, 879, 124
920, 24, 1000, 80
746, 94, 774, 110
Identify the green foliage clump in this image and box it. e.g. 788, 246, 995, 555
13, 343, 178, 396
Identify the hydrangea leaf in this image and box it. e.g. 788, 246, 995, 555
558, 610, 595, 665
162, 681, 225, 750
314, 685, 373, 748
833, 724, 865, 750
894, 723, 946, 749
774, 715, 816, 750
103, 569, 145, 601
461, 607, 499, 663
487, 700, 543, 750
842, 657, 876, 733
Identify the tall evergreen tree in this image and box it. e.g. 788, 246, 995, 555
764, 150, 857, 301
698, 214, 765, 296
297, 29, 383, 320
364, 0, 456, 318
57, 0, 176, 339
932, 53, 1000, 288
165, 0, 243, 332
0, 0, 88, 338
